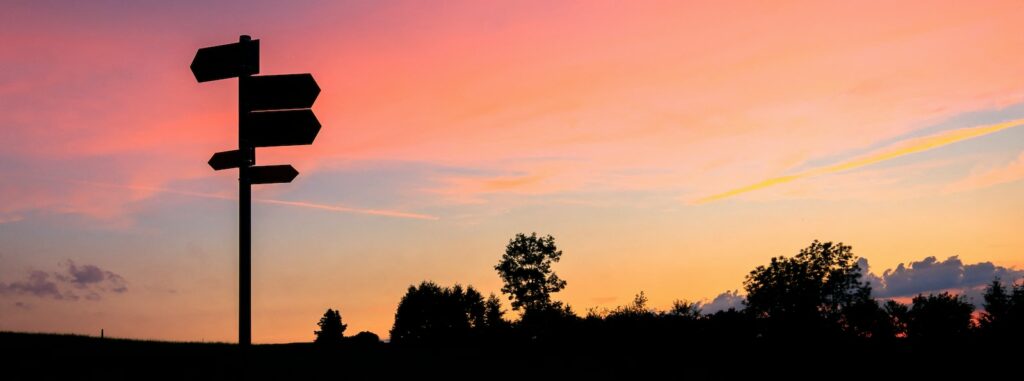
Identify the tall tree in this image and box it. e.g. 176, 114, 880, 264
314, 308, 347, 344
743, 240, 871, 329
981, 278, 1011, 329
494, 232, 567, 313
980, 278, 1024, 340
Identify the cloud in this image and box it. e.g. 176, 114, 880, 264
0, 271, 67, 300
696, 257, 1021, 313
694, 118, 1024, 204
0, 260, 128, 300
67, 179, 439, 221
253, 198, 439, 221
57, 260, 128, 293
945, 151, 1024, 193
700, 290, 745, 314
65, 262, 105, 285
859, 256, 1024, 304
5, 1, 1024, 226
428, 159, 589, 204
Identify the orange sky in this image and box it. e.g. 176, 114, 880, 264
1, 1, 1023, 343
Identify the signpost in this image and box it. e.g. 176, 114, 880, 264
208, 150, 245, 171
243, 74, 320, 110
247, 110, 321, 147
190, 39, 259, 83
250, 165, 300, 184
191, 35, 321, 346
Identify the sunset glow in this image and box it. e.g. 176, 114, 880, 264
696, 118, 1024, 203
2, 1, 1023, 343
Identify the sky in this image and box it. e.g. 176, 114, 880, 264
1, 0, 1023, 343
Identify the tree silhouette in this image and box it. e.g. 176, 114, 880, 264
840, 296, 911, 340
982, 278, 1010, 329
389, 281, 488, 345
743, 240, 872, 338
981, 278, 1024, 340
495, 232, 567, 313
350, 331, 381, 346
906, 292, 974, 341
378, 234, 1024, 368
667, 299, 703, 320
1011, 281, 1024, 340
883, 300, 909, 338
483, 293, 508, 328
314, 308, 347, 344
608, 291, 655, 320
462, 286, 486, 329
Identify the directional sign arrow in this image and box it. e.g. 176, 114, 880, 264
208, 150, 247, 170
246, 109, 321, 147
243, 74, 320, 111
191, 38, 259, 82
250, 165, 299, 184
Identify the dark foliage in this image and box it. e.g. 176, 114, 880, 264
906, 292, 975, 342
350, 331, 381, 346
882, 299, 910, 337
389, 281, 507, 346
982, 278, 1012, 327
743, 240, 873, 338
12, 236, 1024, 379
495, 232, 567, 313
981, 278, 1024, 340
341, 237, 1022, 373
313, 308, 347, 344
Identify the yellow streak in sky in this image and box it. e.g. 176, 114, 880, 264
253, 198, 439, 220
694, 118, 1024, 204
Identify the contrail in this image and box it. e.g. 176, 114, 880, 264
694, 118, 1024, 204
63, 179, 440, 220
252, 198, 439, 220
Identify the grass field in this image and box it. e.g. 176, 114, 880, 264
1, 330, 1011, 379
0, 331, 390, 379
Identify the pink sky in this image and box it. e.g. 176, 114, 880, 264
1, 1, 1023, 342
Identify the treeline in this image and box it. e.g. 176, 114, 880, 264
316, 235, 1024, 358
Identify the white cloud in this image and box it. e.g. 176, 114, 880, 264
700, 290, 745, 314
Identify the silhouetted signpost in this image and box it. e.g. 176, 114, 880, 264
191, 35, 321, 346
208, 150, 245, 171
250, 165, 300, 184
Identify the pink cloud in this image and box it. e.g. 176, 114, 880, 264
945, 152, 1024, 193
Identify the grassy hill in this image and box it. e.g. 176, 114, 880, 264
0, 331, 390, 379
1, 330, 1011, 379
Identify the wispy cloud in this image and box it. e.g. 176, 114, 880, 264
693, 118, 1024, 204
945, 151, 1024, 193
253, 198, 438, 220
65, 179, 439, 221
0, 214, 23, 224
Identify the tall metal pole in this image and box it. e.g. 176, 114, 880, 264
238, 35, 253, 347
